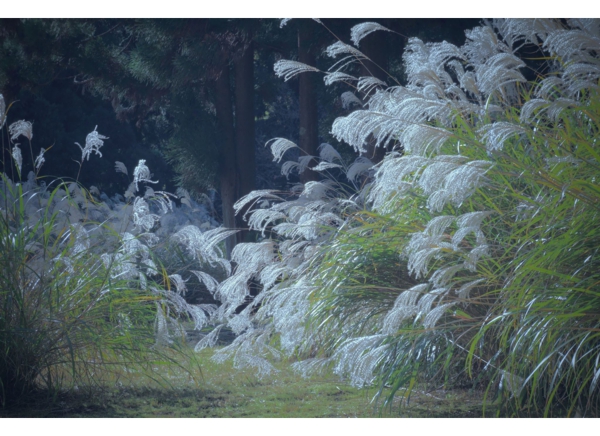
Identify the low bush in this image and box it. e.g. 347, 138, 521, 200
211, 19, 600, 417
0, 102, 224, 408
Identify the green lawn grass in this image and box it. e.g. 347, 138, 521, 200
0, 348, 492, 418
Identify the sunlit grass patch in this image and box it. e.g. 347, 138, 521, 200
0, 347, 492, 417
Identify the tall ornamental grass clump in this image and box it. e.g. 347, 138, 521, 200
206, 19, 600, 417
0, 98, 228, 408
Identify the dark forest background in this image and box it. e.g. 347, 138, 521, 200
0, 19, 478, 234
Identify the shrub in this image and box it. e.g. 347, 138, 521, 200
211, 19, 600, 417
0, 99, 226, 407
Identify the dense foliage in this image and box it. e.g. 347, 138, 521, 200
209, 18, 600, 417
0, 111, 222, 407
1, 18, 599, 418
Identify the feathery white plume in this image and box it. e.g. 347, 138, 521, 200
311, 162, 343, 172
318, 143, 342, 162
267, 138, 298, 163
169, 274, 188, 295
456, 278, 486, 300
132, 197, 160, 232
34, 148, 46, 171
274, 60, 320, 82
346, 156, 373, 183
133, 159, 158, 191
357, 76, 387, 94
9, 120, 33, 142
479, 122, 527, 151
382, 284, 429, 334
325, 41, 366, 59
323, 72, 357, 86
350, 22, 392, 47
194, 325, 224, 351
76, 125, 107, 161
340, 91, 363, 109
11, 145, 23, 174
115, 161, 128, 175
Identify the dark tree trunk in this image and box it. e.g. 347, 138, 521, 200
234, 41, 256, 244
214, 63, 237, 258
298, 23, 319, 183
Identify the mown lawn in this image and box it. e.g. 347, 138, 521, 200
0, 348, 493, 418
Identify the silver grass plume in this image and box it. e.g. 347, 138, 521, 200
451, 211, 492, 249
190, 270, 219, 295
463, 25, 509, 67
233, 189, 283, 219
350, 22, 391, 47
311, 162, 343, 172
291, 358, 333, 378
211, 329, 281, 377
543, 29, 600, 65
534, 76, 566, 100
176, 187, 193, 209
133, 159, 158, 191
400, 124, 453, 156
325, 41, 366, 60
247, 208, 287, 237
418, 155, 467, 195
8, 120, 33, 142
479, 122, 528, 151
346, 156, 374, 183
333, 335, 389, 387
423, 302, 454, 329
34, 148, 46, 171
267, 138, 298, 163
430, 265, 464, 288
562, 63, 600, 96
367, 154, 429, 211
425, 160, 493, 212
132, 197, 160, 232
545, 98, 578, 122
281, 156, 314, 178
357, 76, 387, 96
11, 145, 23, 174
169, 274, 188, 295
475, 52, 526, 99
331, 110, 400, 153
464, 245, 490, 272
154, 302, 171, 346
171, 226, 236, 274
415, 287, 449, 322
340, 91, 363, 109
274, 60, 320, 82
76, 125, 107, 161
318, 143, 342, 162
115, 161, 128, 175
323, 71, 357, 86
144, 187, 155, 199
69, 223, 90, 256
520, 99, 550, 124
493, 18, 564, 47
404, 215, 456, 279
456, 278, 486, 300
382, 284, 429, 334
300, 180, 335, 201
325, 41, 369, 74
194, 325, 224, 352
